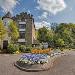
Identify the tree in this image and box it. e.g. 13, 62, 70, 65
37, 23, 75, 49
55, 38, 65, 47
54, 23, 75, 48
37, 26, 54, 47
37, 26, 49, 43
46, 29, 54, 47
0, 19, 7, 49
9, 21, 19, 43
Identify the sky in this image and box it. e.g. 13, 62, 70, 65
0, 0, 75, 29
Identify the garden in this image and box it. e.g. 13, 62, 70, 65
15, 53, 51, 71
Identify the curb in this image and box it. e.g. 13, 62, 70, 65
14, 62, 52, 72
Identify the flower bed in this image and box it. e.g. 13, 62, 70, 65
31, 48, 52, 54
15, 53, 51, 71
17, 54, 50, 65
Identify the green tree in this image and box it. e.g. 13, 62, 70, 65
37, 26, 50, 43
0, 19, 7, 49
9, 21, 19, 43
37, 26, 54, 48
46, 29, 54, 47
54, 23, 75, 48
55, 38, 65, 47
37, 23, 75, 49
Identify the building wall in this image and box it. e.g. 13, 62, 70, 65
25, 19, 32, 45
32, 21, 36, 44
1, 12, 36, 48
24, 18, 36, 45
3, 18, 12, 28
13, 12, 36, 45
18, 21, 26, 44
0, 33, 11, 49
17, 18, 36, 45
1, 18, 12, 49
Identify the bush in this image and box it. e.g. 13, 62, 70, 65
19, 45, 32, 53
7, 44, 19, 54
7, 44, 32, 53
25, 46, 32, 53
19, 45, 26, 53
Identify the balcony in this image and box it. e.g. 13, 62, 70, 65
19, 22, 26, 24
19, 29, 25, 31
19, 23, 26, 31
18, 39, 26, 42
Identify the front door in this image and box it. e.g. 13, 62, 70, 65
3, 40, 8, 49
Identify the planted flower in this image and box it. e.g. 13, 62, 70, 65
17, 53, 50, 64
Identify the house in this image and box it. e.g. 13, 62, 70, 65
12, 12, 36, 45
1, 12, 37, 49
1, 12, 12, 49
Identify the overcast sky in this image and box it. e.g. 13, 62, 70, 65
0, 0, 75, 29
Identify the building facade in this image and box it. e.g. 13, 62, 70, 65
1, 12, 12, 49
1, 12, 36, 48
13, 12, 36, 45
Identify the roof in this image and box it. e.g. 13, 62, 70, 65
2, 12, 12, 20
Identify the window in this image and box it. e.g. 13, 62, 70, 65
19, 31, 25, 38
19, 24, 26, 29
4, 22, 7, 26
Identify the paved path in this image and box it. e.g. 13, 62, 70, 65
0, 51, 75, 75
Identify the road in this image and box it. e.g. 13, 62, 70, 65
0, 51, 75, 75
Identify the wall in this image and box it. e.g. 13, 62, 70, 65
25, 19, 32, 45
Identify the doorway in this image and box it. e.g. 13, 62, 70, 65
3, 40, 8, 49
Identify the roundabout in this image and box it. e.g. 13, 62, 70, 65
14, 53, 53, 72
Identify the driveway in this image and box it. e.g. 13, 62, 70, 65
0, 51, 75, 75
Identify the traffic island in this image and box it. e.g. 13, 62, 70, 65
14, 53, 53, 72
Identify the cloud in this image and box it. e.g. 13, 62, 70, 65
28, 10, 31, 14
35, 21, 51, 29
0, 0, 19, 13
37, 0, 67, 15
70, 7, 73, 11
38, 12, 48, 19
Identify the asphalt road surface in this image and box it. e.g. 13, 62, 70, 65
0, 51, 75, 75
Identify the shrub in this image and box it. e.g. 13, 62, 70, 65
19, 45, 32, 53
15, 50, 20, 54
7, 44, 19, 54
19, 45, 26, 53
25, 46, 32, 53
